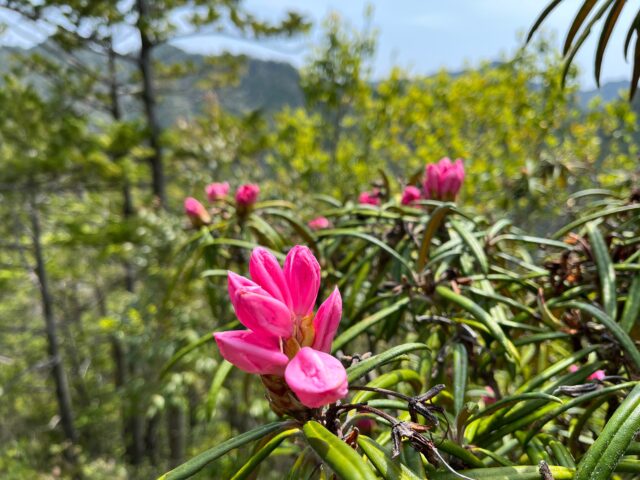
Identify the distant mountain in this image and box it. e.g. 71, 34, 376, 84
0, 42, 634, 123
578, 81, 628, 107
0, 42, 304, 126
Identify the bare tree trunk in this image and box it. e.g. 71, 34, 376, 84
107, 44, 145, 465
135, 0, 166, 207
29, 197, 78, 448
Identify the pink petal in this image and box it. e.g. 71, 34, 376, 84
250, 247, 291, 306
588, 370, 606, 381
205, 182, 230, 201
233, 287, 293, 338
312, 287, 342, 353
228, 271, 265, 304
284, 246, 321, 317
438, 157, 453, 169
285, 347, 348, 408
214, 330, 288, 375
424, 164, 440, 199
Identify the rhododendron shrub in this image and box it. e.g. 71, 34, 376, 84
161, 184, 640, 480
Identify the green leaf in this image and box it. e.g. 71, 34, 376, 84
526, 0, 564, 43
351, 369, 422, 403
436, 439, 485, 468
523, 382, 638, 444
429, 465, 575, 479
468, 393, 563, 424
357, 435, 422, 480
452, 342, 468, 416
594, 0, 625, 87
332, 297, 410, 352
450, 219, 488, 274
587, 222, 617, 319
552, 204, 640, 239
205, 360, 234, 418
575, 383, 640, 480
417, 203, 454, 271
561, 301, 640, 372
346, 343, 429, 383
159, 333, 214, 379
263, 209, 318, 251
302, 421, 377, 480
436, 286, 520, 365
317, 229, 413, 275
620, 273, 640, 333
206, 238, 285, 261
230, 428, 299, 480
157, 421, 291, 480
563, 0, 598, 55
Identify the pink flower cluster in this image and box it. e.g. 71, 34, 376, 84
357, 158, 465, 207
214, 246, 348, 409
183, 182, 261, 226
359, 190, 381, 206
235, 184, 260, 207
423, 157, 465, 201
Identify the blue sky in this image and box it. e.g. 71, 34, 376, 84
1, 1, 637, 89
172, 0, 637, 89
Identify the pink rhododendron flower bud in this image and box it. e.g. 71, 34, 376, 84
359, 191, 380, 206
285, 347, 348, 408
205, 182, 230, 202
284, 246, 321, 317
235, 183, 260, 207
184, 197, 211, 227
481, 386, 496, 405
249, 247, 291, 306
215, 245, 348, 417
355, 417, 376, 435
312, 287, 342, 353
423, 157, 465, 201
308, 216, 331, 230
232, 286, 293, 338
214, 330, 289, 375
401, 185, 422, 205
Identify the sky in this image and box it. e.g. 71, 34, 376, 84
1, 0, 637, 89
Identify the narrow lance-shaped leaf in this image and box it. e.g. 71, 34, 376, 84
436, 286, 520, 365
620, 273, 640, 333
561, 301, 640, 372
357, 435, 422, 480
230, 428, 299, 480
595, 0, 626, 86
302, 421, 378, 480
157, 421, 291, 480
452, 342, 468, 417
575, 383, 640, 480
564, 0, 598, 54
346, 343, 429, 383
332, 297, 410, 352
587, 222, 617, 319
